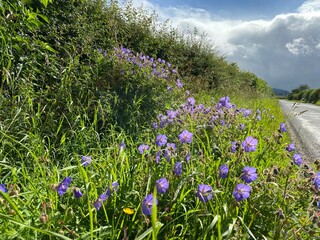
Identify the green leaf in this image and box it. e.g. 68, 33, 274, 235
0, 192, 24, 222
134, 222, 163, 240
0, 213, 72, 239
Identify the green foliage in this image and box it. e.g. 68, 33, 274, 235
2, 0, 317, 239
287, 86, 320, 104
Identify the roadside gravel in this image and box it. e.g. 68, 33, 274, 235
279, 100, 320, 162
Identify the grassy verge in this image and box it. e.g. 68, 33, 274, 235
1, 1, 319, 239
1, 89, 319, 239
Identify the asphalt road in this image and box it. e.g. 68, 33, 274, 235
279, 100, 320, 161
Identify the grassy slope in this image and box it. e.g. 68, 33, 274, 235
0, 0, 319, 239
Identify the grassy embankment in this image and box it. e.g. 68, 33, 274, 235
1, 0, 319, 239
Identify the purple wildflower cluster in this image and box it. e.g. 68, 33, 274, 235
142, 177, 169, 215
283, 136, 304, 166
55, 156, 119, 211
112, 46, 182, 90
94, 182, 119, 210
232, 166, 258, 202
57, 177, 72, 196
137, 92, 318, 217
139, 95, 268, 207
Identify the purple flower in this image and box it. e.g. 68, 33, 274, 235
142, 194, 158, 215
243, 109, 252, 117
196, 184, 213, 203
57, 177, 72, 196
239, 124, 245, 130
160, 120, 167, 128
219, 164, 229, 179
178, 130, 193, 144
105, 182, 119, 197
241, 166, 258, 183
94, 193, 107, 210
167, 110, 178, 119
176, 79, 183, 88
138, 144, 150, 154
156, 178, 169, 194
174, 162, 182, 176
256, 115, 261, 121
279, 123, 286, 132
211, 115, 219, 122
155, 151, 161, 163
156, 134, 167, 147
219, 96, 229, 105
81, 156, 91, 167
242, 136, 258, 152
313, 172, 320, 190
293, 153, 303, 165
230, 141, 237, 153
73, 188, 83, 198
187, 97, 196, 106
166, 143, 177, 151
119, 142, 126, 150
219, 96, 232, 108
164, 149, 171, 162
0, 184, 8, 193
286, 143, 295, 152
233, 183, 251, 201
167, 86, 172, 91
152, 122, 158, 130
185, 153, 191, 163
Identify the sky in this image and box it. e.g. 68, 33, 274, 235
128, 0, 320, 91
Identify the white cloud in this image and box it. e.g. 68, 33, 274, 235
298, 0, 320, 13
128, 0, 320, 90
285, 38, 313, 55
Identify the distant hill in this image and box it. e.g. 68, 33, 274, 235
272, 88, 290, 96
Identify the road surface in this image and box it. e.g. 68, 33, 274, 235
279, 100, 320, 161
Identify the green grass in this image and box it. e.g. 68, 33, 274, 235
1, 92, 318, 239
1, 0, 319, 239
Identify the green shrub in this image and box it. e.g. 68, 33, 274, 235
302, 89, 312, 102
307, 89, 317, 103
313, 88, 320, 103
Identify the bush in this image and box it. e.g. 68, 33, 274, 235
308, 89, 317, 103
314, 88, 320, 103
302, 89, 312, 102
